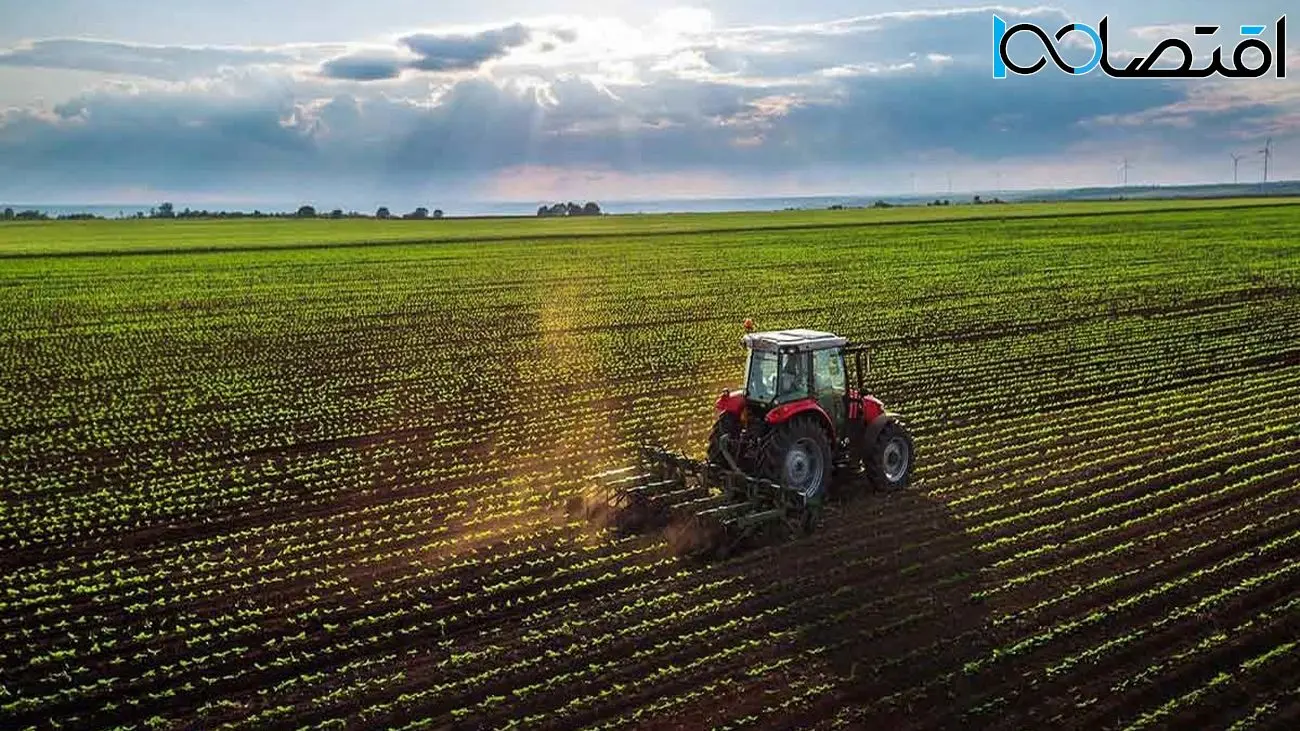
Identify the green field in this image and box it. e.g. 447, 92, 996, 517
2, 197, 1298, 256
2, 200, 1299, 729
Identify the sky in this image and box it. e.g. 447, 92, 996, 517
0, 1, 1296, 206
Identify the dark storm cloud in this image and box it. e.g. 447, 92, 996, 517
319, 53, 405, 81
401, 23, 531, 71
316, 23, 538, 81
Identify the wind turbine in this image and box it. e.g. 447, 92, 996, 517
1260, 137, 1273, 183
1119, 157, 1132, 186
1231, 153, 1243, 184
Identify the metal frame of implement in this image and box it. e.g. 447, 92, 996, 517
591, 445, 822, 557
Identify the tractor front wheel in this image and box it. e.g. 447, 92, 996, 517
866, 420, 914, 491
759, 415, 832, 500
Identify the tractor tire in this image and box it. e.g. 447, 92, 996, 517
866, 420, 914, 491
706, 412, 742, 468
758, 415, 832, 500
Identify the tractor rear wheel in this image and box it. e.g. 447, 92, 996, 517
759, 415, 832, 500
866, 420, 914, 491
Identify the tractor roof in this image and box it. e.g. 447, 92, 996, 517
743, 329, 847, 353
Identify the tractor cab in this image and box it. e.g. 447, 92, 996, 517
741, 328, 847, 411
735, 328, 881, 435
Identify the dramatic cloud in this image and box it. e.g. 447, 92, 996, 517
319, 53, 406, 82
0, 6, 1296, 203
402, 23, 531, 71
317, 23, 547, 81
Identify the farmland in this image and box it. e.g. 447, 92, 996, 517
2, 200, 1299, 729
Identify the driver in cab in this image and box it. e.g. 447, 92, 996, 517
779, 355, 809, 401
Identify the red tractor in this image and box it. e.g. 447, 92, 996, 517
590, 326, 914, 556
707, 327, 914, 499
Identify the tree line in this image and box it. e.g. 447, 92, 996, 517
2, 202, 608, 222
149, 203, 447, 220
537, 201, 602, 217
0, 203, 452, 222
2, 208, 62, 221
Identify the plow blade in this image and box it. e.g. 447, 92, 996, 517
586, 445, 821, 558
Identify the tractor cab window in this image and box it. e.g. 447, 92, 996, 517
814, 347, 848, 429
777, 352, 811, 402
745, 350, 811, 404
744, 350, 780, 403
814, 348, 846, 397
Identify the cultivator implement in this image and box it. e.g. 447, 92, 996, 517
587, 445, 821, 558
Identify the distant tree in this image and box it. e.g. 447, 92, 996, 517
549, 203, 568, 216
432, 209, 444, 219
566, 201, 583, 216
297, 205, 317, 217
153, 202, 175, 218
376, 206, 390, 220
973, 195, 982, 204
1, 207, 13, 221
330, 208, 344, 219
582, 201, 601, 216
405, 207, 429, 220
537, 205, 549, 217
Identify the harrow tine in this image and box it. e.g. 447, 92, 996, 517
599, 471, 656, 487
670, 494, 732, 514
648, 486, 712, 508
590, 465, 640, 480
693, 501, 753, 522
620, 479, 684, 497
728, 508, 785, 530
